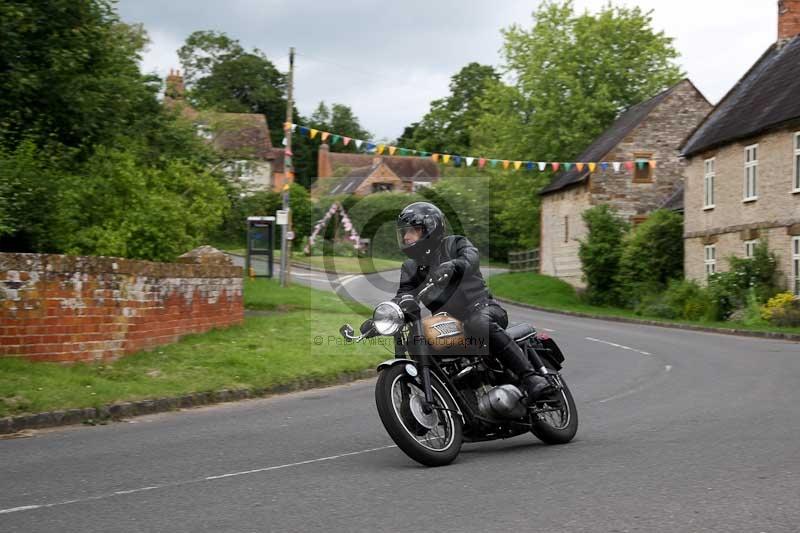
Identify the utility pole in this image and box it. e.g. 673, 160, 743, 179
280, 47, 295, 288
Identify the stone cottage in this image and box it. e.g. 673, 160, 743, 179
164, 70, 289, 192
681, 0, 800, 295
539, 79, 712, 287
312, 143, 440, 198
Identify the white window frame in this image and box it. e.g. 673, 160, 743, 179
793, 132, 800, 193
743, 144, 758, 201
793, 237, 800, 296
744, 239, 758, 258
704, 245, 717, 277
703, 158, 715, 209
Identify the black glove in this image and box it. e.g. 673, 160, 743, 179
431, 261, 456, 287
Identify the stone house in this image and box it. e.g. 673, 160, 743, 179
538, 79, 712, 287
164, 70, 289, 193
681, 1, 800, 295
312, 143, 439, 198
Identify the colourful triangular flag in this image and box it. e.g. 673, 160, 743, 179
513, 161, 522, 170
432, 153, 440, 162
465, 157, 474, 167
284, 121, 292, 131
551, 162, 560, 172
321, 131, 330, 142
388, 146, 397, 156
502, 160, 510, 170
576, 163, 584, 172
419, 151, 429, 157
538, 162, 546, 171
600, 162, 609, 171
443, 154, 451, 164
331, 134, 340, 145
343, 136, 351, 146
649, 160, 657, 168
636, 161, 646, 170
564, 162, 573, 171
588, 163, 596, 172
490, 159, 499, 168
310, 129, 319, 139
526, 162, 534, 171
453, 156, 461, 166
399, 148, 408, 156
291, 123, 297, 132
377, 144, 385, 155
478, 158, 486, 169
612, 162, 621, 172
354, 139, 363, 149
624, 161, 634, 171
299, 126, 309, 136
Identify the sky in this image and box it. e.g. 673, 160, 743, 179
117, 0, 778, 141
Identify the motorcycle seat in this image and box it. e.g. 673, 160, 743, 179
506, 323, 536, 342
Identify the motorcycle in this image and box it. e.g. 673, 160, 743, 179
340, 282, 578, 467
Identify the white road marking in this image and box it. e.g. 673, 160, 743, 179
0, 444, 397, 515
540, 327, 556, 333
585, 336, 652, 356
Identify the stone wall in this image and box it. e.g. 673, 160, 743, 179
0, 248, 243, 363
539, 184, 592, 287
684, 126, 800, 286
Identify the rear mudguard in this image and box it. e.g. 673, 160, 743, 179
376, 358, 464, 422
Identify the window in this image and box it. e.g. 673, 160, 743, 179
633, 152, 654, 182
744, 240, 758, 258
793, 237, 800, 296
372, 183, 394, 193
704, 158, 715, 208
632, 215, 648, 226
564, 216, 569, 243
704, 245, 717, 277
794, 133, 800, 192
744, 144, 758, 201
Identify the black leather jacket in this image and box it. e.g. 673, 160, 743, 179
394, 235, 493, 320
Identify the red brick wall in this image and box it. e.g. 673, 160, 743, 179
779, 0, 800, 41
0, 252, 243, 363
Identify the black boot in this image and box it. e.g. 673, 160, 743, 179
520, 371, 554, 405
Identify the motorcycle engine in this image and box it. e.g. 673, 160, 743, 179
477, 385, 527, 420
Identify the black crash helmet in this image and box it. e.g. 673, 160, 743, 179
396, 202, 446, 262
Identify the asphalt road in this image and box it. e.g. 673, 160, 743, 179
2, 265, 799, 532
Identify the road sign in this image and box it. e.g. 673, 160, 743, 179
276, 210, 289, 225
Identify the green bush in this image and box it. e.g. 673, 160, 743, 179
661, 279, 710, 321
617, 209, 683, 307
578, 205, 629, 305
762, 292, 800, 327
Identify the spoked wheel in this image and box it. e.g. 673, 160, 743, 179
375, 364, 463, 467
530, 373, 578, 444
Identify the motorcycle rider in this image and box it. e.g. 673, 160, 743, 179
393, 201, 552, 405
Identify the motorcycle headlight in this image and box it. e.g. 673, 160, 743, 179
373, 301, 404, 335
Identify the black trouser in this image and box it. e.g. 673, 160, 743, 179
462, 301, 534, 378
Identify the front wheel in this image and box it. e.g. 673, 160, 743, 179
375, 364, 463, 467
530, 374, 578, 444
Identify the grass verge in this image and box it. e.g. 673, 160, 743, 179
0, 279, 390, 418
488, 272, 800, 336
226, 248, 403, 275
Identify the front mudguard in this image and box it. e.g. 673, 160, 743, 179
375, 358, 464, 422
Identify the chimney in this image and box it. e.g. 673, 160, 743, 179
165, 68, 185, 101
778, 0, 800, 42
318, 143, 332, 178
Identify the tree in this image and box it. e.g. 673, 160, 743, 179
579, 205, 629, 305
472, 0, 684, 162
0, 0, 161, 152
402, 63, 499, 155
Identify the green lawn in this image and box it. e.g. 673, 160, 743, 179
0, 279, 389, 418
488, 272, 800, 336
227, 248, 403, 275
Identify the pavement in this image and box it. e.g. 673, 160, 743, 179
1, 262, 799, 532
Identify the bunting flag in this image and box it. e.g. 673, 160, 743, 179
287, 122, 657, 175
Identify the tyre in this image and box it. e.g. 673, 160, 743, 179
530, 373, 578, 445
375, 364, 463, 467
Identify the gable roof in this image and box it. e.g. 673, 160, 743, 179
539, 81, 689, 195
682, 36, 800, 157
326, 151, 440, 178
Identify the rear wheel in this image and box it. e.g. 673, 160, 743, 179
530, 374, 578, 444
375, 364, 462, 466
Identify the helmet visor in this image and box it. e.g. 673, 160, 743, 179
397, 224, 426, 249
